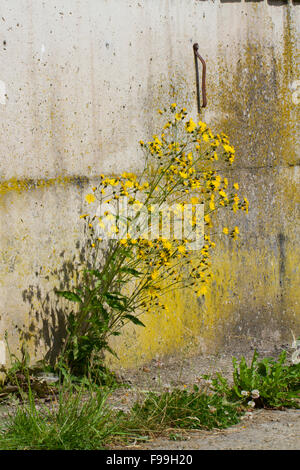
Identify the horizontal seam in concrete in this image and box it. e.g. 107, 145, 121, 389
0, 175, 91, 196
0, 162, 299, 196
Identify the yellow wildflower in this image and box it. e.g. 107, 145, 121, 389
204, 214, 212, 227
110, 225, 119, 234
162, 240, 172, 250
223, 143, 235, 154
197, 285, 208, 297
219, 190, 228, 200
190, 197, 199, 204
185, 118, 197, 133
198, 121, 207, 133
85, 194, 96, 204
151, 270, 159, 280
231, 226, 239, 239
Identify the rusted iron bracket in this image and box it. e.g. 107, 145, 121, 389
193, 43, 207, 112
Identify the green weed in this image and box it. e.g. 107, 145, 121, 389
0, 382, 114, 450
125, 386, 243, 432
210, 350, 300, 409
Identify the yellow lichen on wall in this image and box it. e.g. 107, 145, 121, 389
0, 175, 89, 198
0, 2, 299, 370
107, 234, 299, 370
106, 13, 300, 368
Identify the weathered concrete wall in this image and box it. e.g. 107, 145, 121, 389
0, 0, 299, 368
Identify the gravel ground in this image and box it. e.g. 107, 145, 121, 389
1, 350, 299, 450
110, 351, 300, 450
133, 409, 300, 450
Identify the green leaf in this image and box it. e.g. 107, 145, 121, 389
75, 288, 85, 297
103, 292, 128, 311
99, 304, 109, 321
55, 291, 82, 303
105, 299, 126, 311
87, 269, 103, 279
120, 267, 142, 277
104, 345, 119, 359
124, 314, 146, 327
104, 292, 127, 301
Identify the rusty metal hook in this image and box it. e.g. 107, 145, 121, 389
193, 43, 207, 112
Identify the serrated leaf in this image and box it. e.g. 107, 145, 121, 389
104, 292, 128, 311
124, 314, 146, 327
75, 288, 85, 297
120, 267, 142, 277
104, 345, 119, 359
104, 292, 127, 301
55, 291, 82, 303
88, 269, 103, 279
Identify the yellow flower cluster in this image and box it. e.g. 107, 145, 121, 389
80, 105, 248, 315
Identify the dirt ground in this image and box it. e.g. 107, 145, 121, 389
109, 351, 300, 450
133, 409, 300, 450
0, 350, 299, 450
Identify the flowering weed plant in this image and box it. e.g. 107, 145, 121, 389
207, 350, 300, 409
56, 104, 248, 376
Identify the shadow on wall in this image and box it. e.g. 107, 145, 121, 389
20, 240, 90, 366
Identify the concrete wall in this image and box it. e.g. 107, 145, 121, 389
0, 0, 299, 368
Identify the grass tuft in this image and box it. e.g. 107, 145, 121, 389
0, 349, 299, 449
0, 383, 113, 450
126, 387, 243, 432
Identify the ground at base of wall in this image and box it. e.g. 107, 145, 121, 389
112, 347, 292, 395
119, 409, 299, 451
109, 350, 299, 450
0, 350, 298, 450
